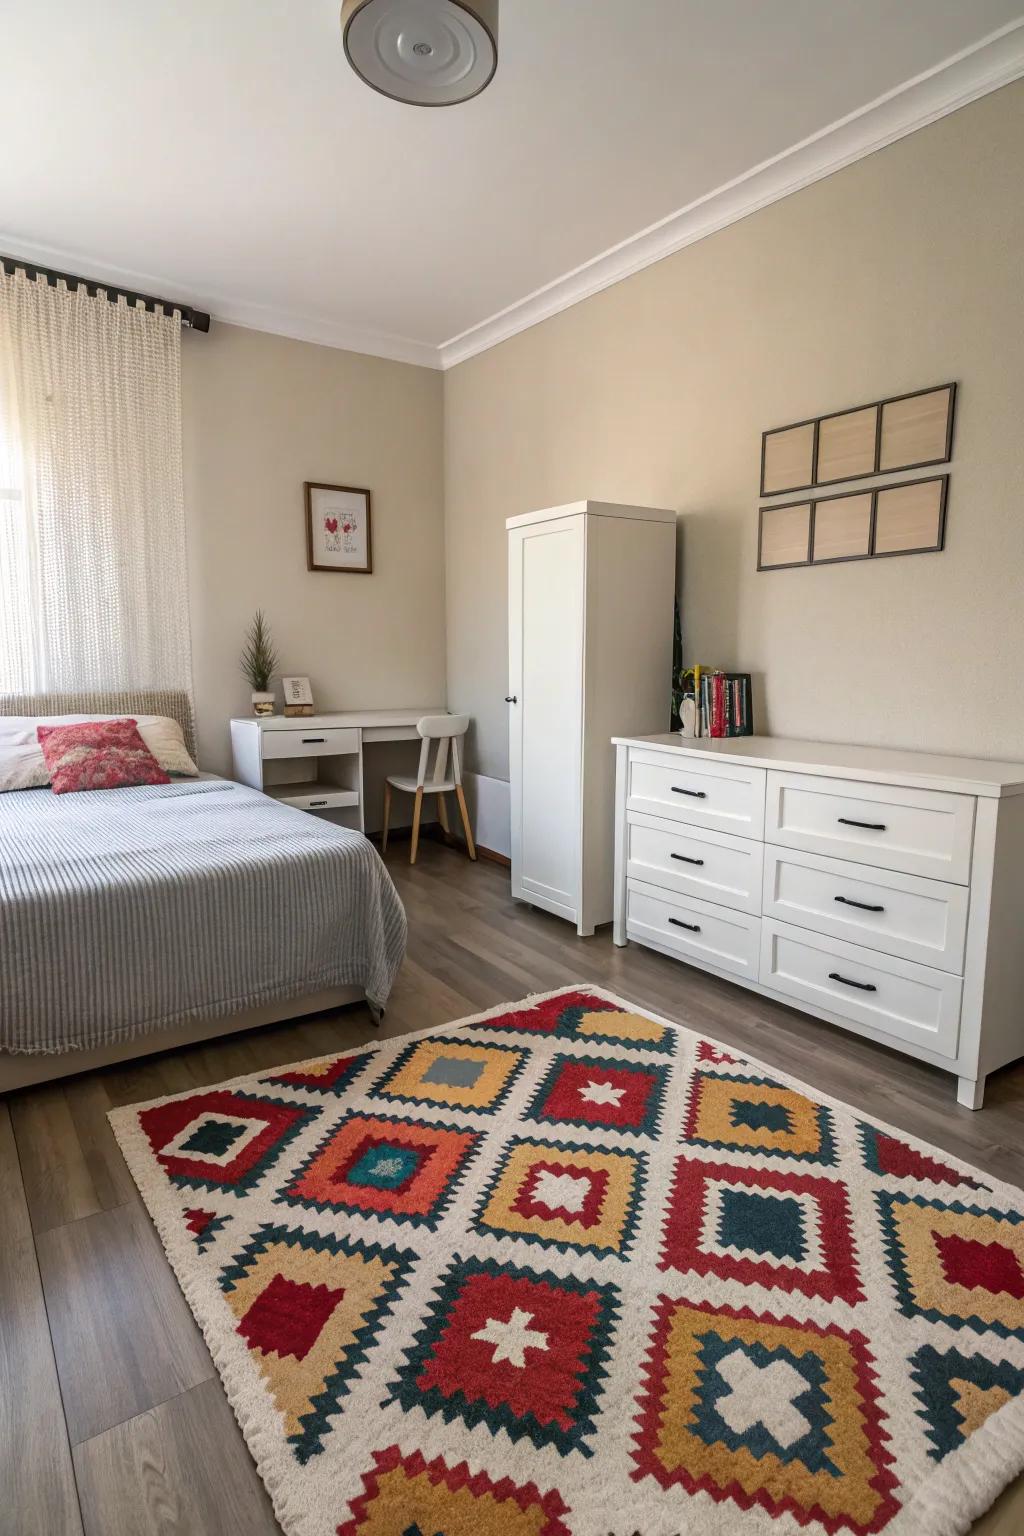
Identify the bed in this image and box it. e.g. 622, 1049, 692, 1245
0, 690, 407, 1091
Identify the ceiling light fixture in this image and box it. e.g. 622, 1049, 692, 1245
341, 0, 498, 107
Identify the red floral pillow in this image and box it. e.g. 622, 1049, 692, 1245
36, 719, 171, 794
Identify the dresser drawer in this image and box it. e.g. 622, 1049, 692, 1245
626, 750, 765, 839
627, 813, 763, 914
765, 771, 975, 884
262, 726, 360, 761
626, 879, 760, 981
763, 846, 968, 973
760, 919, 962, 1059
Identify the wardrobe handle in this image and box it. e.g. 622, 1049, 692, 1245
837, 817, 886, 831
834, 895, 885, 913
828, 971, 877, 992
669, 918, 701, 933
505, 695, 517, 704
670, 853, 705, 866
672, 787, 707, 799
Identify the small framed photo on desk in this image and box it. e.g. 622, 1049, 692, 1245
282, 676, 314, 717
305, 483, 372, 574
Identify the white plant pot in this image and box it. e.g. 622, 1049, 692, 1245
251, 691, 275, 717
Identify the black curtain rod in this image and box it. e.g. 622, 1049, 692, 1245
0, 253, 211, 332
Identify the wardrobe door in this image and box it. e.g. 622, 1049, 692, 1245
508, 517, 585, 922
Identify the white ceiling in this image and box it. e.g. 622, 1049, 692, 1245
3, 1, 1023, 367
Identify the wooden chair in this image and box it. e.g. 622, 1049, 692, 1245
382, 714, 476, 865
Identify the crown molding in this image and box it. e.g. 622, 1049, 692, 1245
0, 234, 442, 369
438, 18, 1024, 370
205, 298, 442, 368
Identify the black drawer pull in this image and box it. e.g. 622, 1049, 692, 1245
302, 737, 327, 744
834, 895, 885, 913
828, 971, 877, 992
669, 918, 701, 933
309, 800, 328, 808
837, 816, 887, 831
672, 787, 707, 799
670, 853, 705, 866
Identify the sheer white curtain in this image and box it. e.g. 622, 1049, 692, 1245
0, 266, 193, 700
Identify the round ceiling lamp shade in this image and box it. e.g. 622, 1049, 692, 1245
341, 0, 498, 106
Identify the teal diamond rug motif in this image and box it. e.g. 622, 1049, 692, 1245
717, 1188, 807, 1262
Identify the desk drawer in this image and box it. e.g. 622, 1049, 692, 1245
271, 786, 360, 811
627, 813, 763, 914
627, 879, 760, 981
766, 771, 974, 883
760, 918, 962, 1059
627, 750, 765, 839
262, 726, 360, 761
763, 846, 968, 972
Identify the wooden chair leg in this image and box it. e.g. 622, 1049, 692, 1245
437, 793, 450, 836
455, 785, 477, 860
410, 788, 424, 864
382, 781, 392, 852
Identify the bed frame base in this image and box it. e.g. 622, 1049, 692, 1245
0, 985, 367, 1094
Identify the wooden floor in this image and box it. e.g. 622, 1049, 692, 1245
3, 838, 1023, 1536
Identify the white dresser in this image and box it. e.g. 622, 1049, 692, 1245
612, 734, 1024, 1107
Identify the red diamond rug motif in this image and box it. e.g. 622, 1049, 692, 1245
109, 986, 1024, 1536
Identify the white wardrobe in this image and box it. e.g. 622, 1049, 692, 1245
506, 500, 676, 936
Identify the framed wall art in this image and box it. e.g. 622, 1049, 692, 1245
281, 675, 315, 716
757, 476, 948, 571
759, 382, 956, 496
305, 482, 372, 574
757, 501, 812, 570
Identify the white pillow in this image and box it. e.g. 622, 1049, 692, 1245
0, 714, 199, 792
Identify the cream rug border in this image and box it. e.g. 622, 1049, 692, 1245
108, 983, 1024, 1536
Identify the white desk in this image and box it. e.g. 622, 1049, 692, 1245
231, 709, 445, 831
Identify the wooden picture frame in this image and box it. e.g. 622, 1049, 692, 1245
282, 676, 315, 716
759, 383, 955, 495
810, 488, 873, 564
873, 476, 948, 557
757, 501, 812, 570
760, 422, 816, 498
305, 482, 372, 574
815, 405, 878, 487
878, 386, 956, 474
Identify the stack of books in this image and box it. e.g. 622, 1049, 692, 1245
679, 669, 753, 738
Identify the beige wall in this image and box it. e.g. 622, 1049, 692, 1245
182, 322, 445, 775
443, 82, 1024, 784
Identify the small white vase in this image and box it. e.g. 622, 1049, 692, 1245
251, 691, 275, 717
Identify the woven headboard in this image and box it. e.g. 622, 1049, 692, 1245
0, 688, 197, 761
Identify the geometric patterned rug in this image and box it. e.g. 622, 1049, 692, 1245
108, 986, 1024, 1536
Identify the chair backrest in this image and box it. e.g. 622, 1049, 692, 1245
415, 714, 469, 788
416, 714, 468, 740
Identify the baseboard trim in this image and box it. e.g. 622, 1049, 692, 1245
476, 844, 511, 868
444, 832, 511, 867
368, 824, 510, 868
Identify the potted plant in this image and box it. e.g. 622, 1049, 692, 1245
241, 610, 279, 716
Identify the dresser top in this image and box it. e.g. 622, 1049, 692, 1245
611, 733, 1024, 798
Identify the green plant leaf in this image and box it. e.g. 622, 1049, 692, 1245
241, 609, 279, 692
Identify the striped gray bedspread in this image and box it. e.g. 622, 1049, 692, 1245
0, 778, 407, 1054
